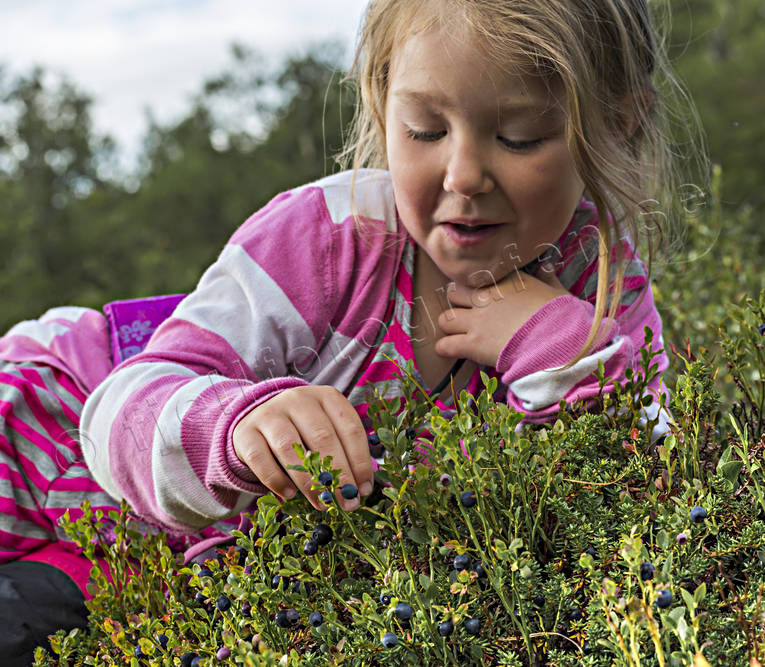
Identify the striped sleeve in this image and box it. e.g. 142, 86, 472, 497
497, 200, 670, 434
80, 185, 347, 535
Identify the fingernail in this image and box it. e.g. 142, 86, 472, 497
343, 498, 360, 512
282, 487, 297, 499
360, 482, 373, 496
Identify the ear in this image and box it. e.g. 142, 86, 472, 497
619, 87, 655, 139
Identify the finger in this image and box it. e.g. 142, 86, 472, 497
290, 402, 364, 511
257, 418, 324, 511
234, 423, 300, 502
444, 281, 474, 308
321, 390, 374, 496
434, 331, 471, 359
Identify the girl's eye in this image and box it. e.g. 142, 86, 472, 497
499, 137, 543, 151
406, 128, 446, 142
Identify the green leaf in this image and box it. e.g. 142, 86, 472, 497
419, 574, 432, 591
719, 460, 744, 485
407, 527, 428, 544
694, 582, 707, 606
657, 530, 670, 550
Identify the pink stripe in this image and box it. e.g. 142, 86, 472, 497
45, 463, 106, 494
0, 530, 50, 561
0, 401, 72, 477
0, 371, 80, 458
0, 497, 52, 531
17, 366, 84, 424
569, 261, 599, 300
0, 461, 33, 492
0, 413, 61, 491
52, 367, 88, 403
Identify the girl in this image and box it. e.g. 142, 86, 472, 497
0, 0, 693, 661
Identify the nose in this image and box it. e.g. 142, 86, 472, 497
443, 135, 494, 198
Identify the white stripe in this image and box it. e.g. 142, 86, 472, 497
510, 337, 626, 411
297, 169, 398, 231
80, 362, 198, 502
152, 376, 248, 528
176, 244, 316, 376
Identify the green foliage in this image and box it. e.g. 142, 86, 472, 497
33, 296, 765, 666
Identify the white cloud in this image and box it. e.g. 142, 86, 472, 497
0, 0, 365, 169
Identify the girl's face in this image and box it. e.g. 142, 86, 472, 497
385, 25, 586, 290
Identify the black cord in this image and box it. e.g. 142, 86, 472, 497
429, 357, 467, 397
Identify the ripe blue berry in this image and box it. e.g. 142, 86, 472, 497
472, 561, 487, 578
460, 490, 477, 508
676, 532, 688, 545
216, 595, 231, 611
381, 632, 398, 649
368, 433, 381, 446
217, 646, 231, 660
395, 602, 413, 621
379, 592, 392, 605
320, 490, 334, 505
134, 646, 148, 659
157, 634, 169, 650
241, 601, 252, 617
406, 427, 417, 440
191, 657, 202, 667
286, 608, 300, 625
304, 540, 318, 556
656, 589, 673, 608
340, 484, 358, 499
198, 567, 212, 578
640, 561, 655, 581
291, 581, 312, 596
274, 610, 290, 628
569, 608, 583, 622
312, 523, 333, 545
453, 554, 470, 571
438, 619, 454, 636
271, 574, 284, 589
195, 591, 206, 605
309, 611, 323, 627
759, 323, 765, 336
181, 654, 197, 667
439, 473, 451, 487
690, 506, 708, 522
533, 594, 545, 607
318, 471, 333, 486
464, 617, 481, 635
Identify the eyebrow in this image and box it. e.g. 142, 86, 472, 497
390, 89, 562, 117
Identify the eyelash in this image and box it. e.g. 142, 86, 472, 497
405, 128, 542, 151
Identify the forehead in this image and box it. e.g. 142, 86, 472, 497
388, 25, 564, 114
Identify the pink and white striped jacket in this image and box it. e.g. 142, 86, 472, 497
2, 169, 669, 545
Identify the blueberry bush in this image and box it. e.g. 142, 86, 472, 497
30, 289, 765, 665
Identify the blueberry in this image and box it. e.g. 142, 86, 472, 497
640, 561, 655, 581
690, 506, 708, 522
379, 592, 392, 605
191, 657, 202, 667
406, 427, 417, 440
181, 654, 197, 667
309, 611, 323, 627
195, 591, 206, 605
312, 523, 333, 546
439, 473, 451, 487
236, 546, 247, 565
533, 594, 545, 607
460, 490, 477, 508
453, 553, 470, 571
759, 323, 765, 336
676, 532, 688, 545
438, 619, 454, 636
241, 601, 252, 617
134, 646, 148, 659
568, 608, 583, 622
464, 617, 481, 635
340, 484, 358, 500
243, 564, 253, 575
304, 540, 319, 556
217, 646, 232, 660
275, 610, 290, 628
472, 561, 487, 578
216, 595, 231, 611
198, 567, 212, 578
368, 433, 381, 446
656, 589, 673, 608
272, 574, 284, 589
291, 581, 312, 596
318, 471, 333, 486
157, 634, 168, 650
381, 632, 398, 649
286, 608, 300, 625
585, 545, 597, 558
395, 602, 413, 621
320, 490, 334, 505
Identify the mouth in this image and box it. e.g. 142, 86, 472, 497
439, 221, 503, 246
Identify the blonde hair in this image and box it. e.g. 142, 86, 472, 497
339, 0, 707, 366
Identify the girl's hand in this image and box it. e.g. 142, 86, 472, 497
232, 385, 373, 512
434, 264, 569, 367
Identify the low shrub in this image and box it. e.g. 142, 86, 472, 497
31, 295, 765, 666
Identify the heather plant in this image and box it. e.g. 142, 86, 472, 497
31, 295, 765, 666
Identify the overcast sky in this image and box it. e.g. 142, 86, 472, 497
0, 1, 366, 167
